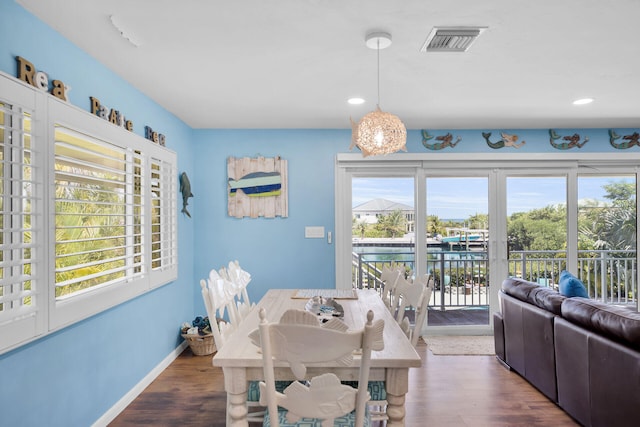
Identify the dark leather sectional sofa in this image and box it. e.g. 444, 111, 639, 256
493, 277, 640, 427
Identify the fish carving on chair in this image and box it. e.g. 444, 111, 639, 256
260, 373, 360, 427
549, 129, 589, 149
248, 309, 384, 379
421, 130, 461, 150
482, 132, 526, 149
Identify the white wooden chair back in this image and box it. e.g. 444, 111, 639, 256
394, 274, 434, 347
226, 260, 255, 319
199, 278, 236, 350
380, 265, 402, 312
210, 268, 243, 326
255, 309, 384, 427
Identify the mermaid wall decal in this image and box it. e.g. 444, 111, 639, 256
482, 132, 525, 149
609, 129, 640, 149
421, 130, 461, 150
549, 129, 588, 149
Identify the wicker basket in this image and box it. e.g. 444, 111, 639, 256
182, 333, 216, 356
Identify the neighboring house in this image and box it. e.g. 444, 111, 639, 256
353, 198, 415, 233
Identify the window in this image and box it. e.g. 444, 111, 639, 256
54, 126, 145, 299
0, 74, 177, 354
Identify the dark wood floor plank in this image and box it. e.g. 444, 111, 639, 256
110, 339, 578, 427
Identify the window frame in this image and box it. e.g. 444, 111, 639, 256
0, 73, 177, 354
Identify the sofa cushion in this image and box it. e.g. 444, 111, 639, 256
561, 298, 640, 351
501, 278, 565, 315
558, 270, 589, 298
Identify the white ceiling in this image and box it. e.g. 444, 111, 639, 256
16, 0, 640, 130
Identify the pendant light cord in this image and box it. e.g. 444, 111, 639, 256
376, 37, 381, 107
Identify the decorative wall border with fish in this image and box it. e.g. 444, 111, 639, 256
227, 156, 288, 218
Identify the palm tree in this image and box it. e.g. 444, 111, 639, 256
378, 209, 406, 238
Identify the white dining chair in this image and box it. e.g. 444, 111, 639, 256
379, 265, 402, 312
210, 268, 244, 327
393, 273, 434, 347
199, 278, 239, 350
200, 276, 268, 424
255, 308, 384, 427
226, 260, 255, 319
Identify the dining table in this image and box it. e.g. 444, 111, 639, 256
212, 288, 423, 426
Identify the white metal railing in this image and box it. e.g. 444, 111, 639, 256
509, 249, 637, 304
352, 248, 638, 307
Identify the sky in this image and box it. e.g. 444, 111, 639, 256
352, 175, 634, 219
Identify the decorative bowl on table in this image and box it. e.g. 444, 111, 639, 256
305, 296, 344, 322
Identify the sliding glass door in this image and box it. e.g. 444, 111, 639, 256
351, 176, 415, 290
336, 154, 640, 335
506, 176, 567, 285
426, 177, 489, 328
577, 174, 636, 304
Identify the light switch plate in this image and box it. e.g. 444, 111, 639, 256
305, 226, 325, 238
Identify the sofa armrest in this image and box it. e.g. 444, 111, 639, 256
493, 311, 506, 363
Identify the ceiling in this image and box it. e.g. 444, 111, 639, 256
16, 0, 640, 130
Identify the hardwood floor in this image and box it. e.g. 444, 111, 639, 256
109, 339, 579, 427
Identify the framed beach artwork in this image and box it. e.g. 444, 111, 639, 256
227, 156, 288, 218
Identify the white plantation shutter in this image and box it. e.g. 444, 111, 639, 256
149, 156, 178, 285
53, 126, 146, 299
0, 78, 46, 352
0, 74, 178, 353
47, 97, 177, 331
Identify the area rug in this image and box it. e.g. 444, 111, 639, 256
422, 335, 495, 355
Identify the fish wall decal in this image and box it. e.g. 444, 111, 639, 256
180, 172, 194, 218
228, 171, 282, 197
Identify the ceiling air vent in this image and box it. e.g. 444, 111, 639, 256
421, 27, 487, 52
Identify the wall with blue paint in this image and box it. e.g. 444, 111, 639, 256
0, 1, 195, 426
192, 129, 345, 306
2, 1, 639, 425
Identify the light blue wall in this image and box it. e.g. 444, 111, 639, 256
0, 1, 195, 426
2, 1, 640, 426
192, 130, 345, 306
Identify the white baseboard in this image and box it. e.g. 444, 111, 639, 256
92, 341, 189, 427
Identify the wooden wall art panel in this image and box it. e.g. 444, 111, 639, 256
227, 156, 288, 218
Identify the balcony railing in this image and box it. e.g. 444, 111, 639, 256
509, 249, 637, 305
353, 250, 489, 310
352, 249, 638, 308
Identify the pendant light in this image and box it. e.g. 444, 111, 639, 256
350, 32, 407, 157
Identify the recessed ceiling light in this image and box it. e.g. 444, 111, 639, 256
348, 97, 365, 105
573, 98, 594, 105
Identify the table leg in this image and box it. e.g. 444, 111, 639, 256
223, 367, 249, 427
385, 368, 409, 427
